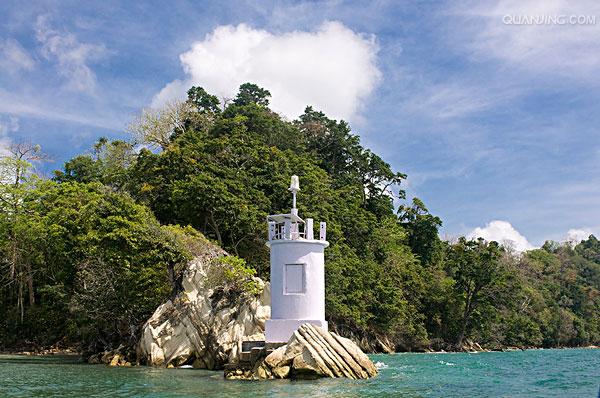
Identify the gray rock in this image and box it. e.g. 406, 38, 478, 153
262, 323, 377, 380
137, 243, 270, 369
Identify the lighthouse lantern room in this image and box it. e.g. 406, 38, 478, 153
265, 175, 329, 343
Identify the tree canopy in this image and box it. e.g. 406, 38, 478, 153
0, 83, 598, 353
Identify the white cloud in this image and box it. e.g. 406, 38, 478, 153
0, 115, 18, 156
0, 39, 35, 73
452, 0, 600, 80
0, 115, 19, 136
35, 15, 106, 93
152, 21, 381, 121
403, 82, 520, 120
566, 228, 595, 244
414, 85, 492, 119
468, 220, 535, 252
0, 89, 122, 130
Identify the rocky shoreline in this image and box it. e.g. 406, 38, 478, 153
3, 244, 597, 368
1, 343, 597, 362
225, 323, 378, 380
0, 346, 79, 356
423, 345, 600, 354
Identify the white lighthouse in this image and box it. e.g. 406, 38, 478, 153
264, 175, 329, 343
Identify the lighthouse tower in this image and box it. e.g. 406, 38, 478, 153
265, 175, 329, 343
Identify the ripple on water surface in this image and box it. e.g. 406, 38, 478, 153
0, 349, 599, 397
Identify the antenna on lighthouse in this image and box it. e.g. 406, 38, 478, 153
289, 175, 300, 215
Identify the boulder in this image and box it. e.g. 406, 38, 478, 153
272, 365, 290, 379
231, 323, 377, 380
91, 344, 133, 367
137, 243, 271, 369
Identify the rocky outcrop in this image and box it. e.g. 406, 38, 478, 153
325, 325, 399, 353
88, 345, 133, 367
225, 323, 377, 380
137, 245, 270, 369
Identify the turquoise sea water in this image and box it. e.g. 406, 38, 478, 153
1, 348, 598, 397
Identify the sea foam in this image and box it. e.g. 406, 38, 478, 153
375, 361, 388, 369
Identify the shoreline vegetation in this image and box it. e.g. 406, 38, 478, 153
1, 83, 599, 362
2, 344, 599, 359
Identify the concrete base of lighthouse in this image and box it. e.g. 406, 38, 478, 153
265, 319, 328, 343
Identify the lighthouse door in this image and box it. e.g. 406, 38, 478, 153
284, 263, 306, 294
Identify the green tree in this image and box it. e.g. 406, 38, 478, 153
233, 83, 271, 107
54, 138, 134, 191
54, 155, 103, 184
33, 82, 600, 354
398, 198, 443, 267
0, 143, 50, 322
187, 86, 221, 114
0, 174, 199, 352
575, 234, 600, 263
446, 238, 504, 347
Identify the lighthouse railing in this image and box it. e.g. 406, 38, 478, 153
268, 216, 326, 241
269, 221, 307, 241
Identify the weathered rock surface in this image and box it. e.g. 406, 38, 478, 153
137, 244, 270, 369
225, 323, 377, 380
88, 344, 133, 367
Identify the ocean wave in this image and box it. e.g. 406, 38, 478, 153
375, 361, 389, 369
439, 360, 456, 366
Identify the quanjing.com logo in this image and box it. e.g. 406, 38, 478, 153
503, 14, 597, 25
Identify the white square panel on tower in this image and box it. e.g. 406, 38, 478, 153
284, 263, 305, 294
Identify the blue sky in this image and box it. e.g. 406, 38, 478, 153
1, 0, 599, 248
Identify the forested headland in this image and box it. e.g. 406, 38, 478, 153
1, 84, 598, 355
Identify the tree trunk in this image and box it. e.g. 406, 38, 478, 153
208, 212, 222, 246
27, 268, 35, 306
457, 295, 473, 348
9, 237, 17, 279
18, 281, 24, 322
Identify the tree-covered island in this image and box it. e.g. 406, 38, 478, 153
1, 84, 598, 357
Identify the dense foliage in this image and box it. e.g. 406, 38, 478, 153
1, 84, 598, 353
0, 177, 202, 352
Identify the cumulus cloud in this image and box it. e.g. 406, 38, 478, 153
0, 39, 35, 74
566, 228, 595, 244
35, 15, 106, 93
453, 0, 600, 80
468, 220, 534, 252
152, 22, 381, 121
